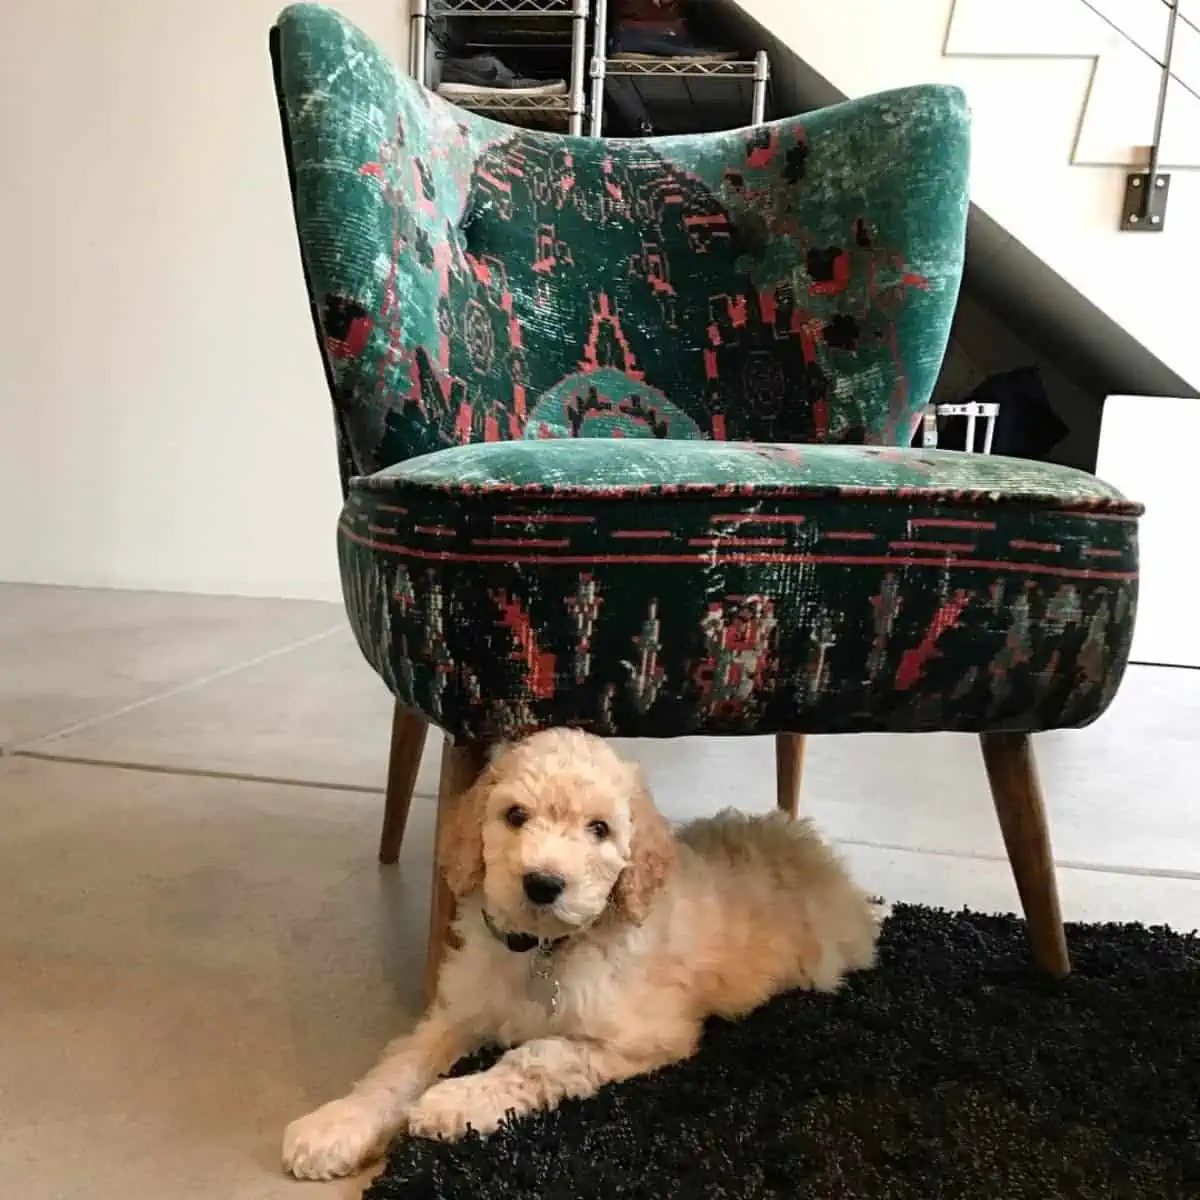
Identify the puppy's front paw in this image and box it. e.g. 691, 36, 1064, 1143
407, 1076, 509, 1142
282, 1096, 387, 1180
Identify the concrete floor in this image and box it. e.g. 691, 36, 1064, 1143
1, 582, 1198, 1199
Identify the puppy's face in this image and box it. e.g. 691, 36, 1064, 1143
478, 732, 635, 936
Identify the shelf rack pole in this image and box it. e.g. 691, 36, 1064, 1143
569, 0, 590, 135
410, 0, 429, 85
588, 0, 608, 136
751, 49, 769, 124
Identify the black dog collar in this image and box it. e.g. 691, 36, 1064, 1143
482, 909, 568, 955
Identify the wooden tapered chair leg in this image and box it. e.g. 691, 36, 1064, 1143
775, 733, 807, 818
377, 704, 429, 865
425, 739, 489, 1002
980, 732, 1071, 978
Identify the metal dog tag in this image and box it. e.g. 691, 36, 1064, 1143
528, 946, 560, 1015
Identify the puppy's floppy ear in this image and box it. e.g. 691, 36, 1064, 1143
610, 765, 675, 925
436, 751, 496, 900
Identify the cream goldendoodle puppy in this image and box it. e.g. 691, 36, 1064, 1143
283, 728, 880, 1180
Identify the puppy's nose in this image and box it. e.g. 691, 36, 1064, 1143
522, 871, 566, 905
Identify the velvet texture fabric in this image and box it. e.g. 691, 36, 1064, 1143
271, 4, 1140, 743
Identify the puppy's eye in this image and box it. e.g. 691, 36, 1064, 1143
503, 805, 528, 830
587, 819, 610, 840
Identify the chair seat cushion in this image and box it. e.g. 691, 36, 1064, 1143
338, 441, 1141, 742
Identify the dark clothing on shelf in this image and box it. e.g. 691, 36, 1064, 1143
915, 367, 1070, 460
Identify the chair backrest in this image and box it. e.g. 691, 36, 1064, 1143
271, 4, 969, 489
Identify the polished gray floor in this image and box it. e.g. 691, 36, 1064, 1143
1, 583, 1197, 1198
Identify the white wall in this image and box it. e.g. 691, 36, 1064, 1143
0, 1, 408, 601
735, 0, 1200, 393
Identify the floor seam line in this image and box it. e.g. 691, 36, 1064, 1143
6, 753, 1196, 885
11, 624, 346, 748
836, 836, 1200, 883
10, 747, 444, 801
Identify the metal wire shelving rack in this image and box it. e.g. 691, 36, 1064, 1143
586, 0, 769, 136
410, 0, 771, 138
410, 0, 590, 134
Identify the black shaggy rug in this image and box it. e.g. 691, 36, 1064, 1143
366, 906, 1200, 1200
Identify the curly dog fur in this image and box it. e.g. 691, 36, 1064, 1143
283, 728, 880, 1180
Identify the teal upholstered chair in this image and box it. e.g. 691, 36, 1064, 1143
270, 5, 1140, 994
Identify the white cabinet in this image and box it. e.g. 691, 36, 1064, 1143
1097, 394, 1200, 669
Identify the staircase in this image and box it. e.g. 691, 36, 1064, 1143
949, 0, 1200, 169
719, 0, 1200, 397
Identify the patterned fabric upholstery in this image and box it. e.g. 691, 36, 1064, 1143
271, 4, 1141, 744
